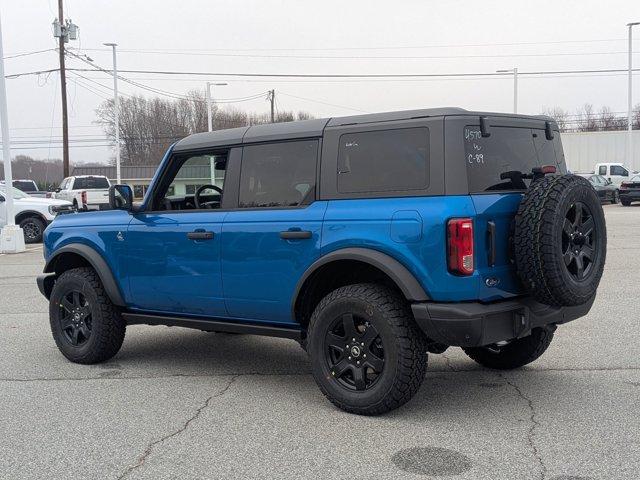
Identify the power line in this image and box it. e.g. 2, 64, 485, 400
76, 48, 640, 60
75, 37, 640, 53
2, 48, 56, 60
278, 91, 368, 113
64, 66, 640, 79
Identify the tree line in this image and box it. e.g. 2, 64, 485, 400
96, 91, 314, 166
542, 104, 640, 133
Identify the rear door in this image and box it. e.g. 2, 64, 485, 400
221, 139, 325, 323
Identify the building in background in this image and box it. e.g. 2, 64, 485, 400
562, 130, 640, 173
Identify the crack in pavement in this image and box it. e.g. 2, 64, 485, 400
116, 374, 240, 480
500, 373, 547, 480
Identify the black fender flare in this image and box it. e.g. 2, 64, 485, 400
43, 243, 126, 306
291, 247, 429, 319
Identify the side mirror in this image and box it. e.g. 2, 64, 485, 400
109, 184, 133, 211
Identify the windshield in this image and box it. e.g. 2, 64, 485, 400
0, 186, 29, 199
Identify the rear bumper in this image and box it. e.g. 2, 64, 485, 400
411, 296, 595, 347
620, 191, 640, 201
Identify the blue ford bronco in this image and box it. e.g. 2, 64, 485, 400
37, 108, 606, 415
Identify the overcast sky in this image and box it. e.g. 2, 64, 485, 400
1, 0, 640, 165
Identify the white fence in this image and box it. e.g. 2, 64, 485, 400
561, 130, 640, 173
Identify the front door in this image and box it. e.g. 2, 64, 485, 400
125, 151, 229, 317
221, 139, 325, 323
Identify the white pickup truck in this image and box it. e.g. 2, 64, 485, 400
52, 175, 111, 210
594, 163, 637, 187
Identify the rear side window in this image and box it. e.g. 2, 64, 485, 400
239, 140, 318, 208
337, 127, 429, 193
14, 180, 37, 192
465, 126, 541, 192
73, 177, 110, 189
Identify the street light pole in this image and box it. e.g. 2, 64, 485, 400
104, 43, 120, 183
497, 68, 518, 113
628, 22, 639, 170
0, 9, 25, 253
205, 82, 227, 132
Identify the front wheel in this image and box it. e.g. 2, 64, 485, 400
307, 284, 428, 415
462, 326, 555, 370
19, 216, 45, 243
49, 267, 126, 364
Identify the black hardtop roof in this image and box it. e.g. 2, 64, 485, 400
173, 107, 555, 152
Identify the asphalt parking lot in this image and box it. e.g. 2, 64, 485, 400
1, 204, 639, 480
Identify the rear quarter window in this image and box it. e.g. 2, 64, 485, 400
337, 127, 429, 193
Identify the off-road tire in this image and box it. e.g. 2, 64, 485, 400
307, 283, 428, 415
463, 326, 555, 370
19, 216, 45, 244
49, 267, 125, 364
514, 174, 606, 307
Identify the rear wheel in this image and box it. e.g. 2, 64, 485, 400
307, 283, 428, 415
621, 199, 631, 206
49, 267, 126, 364
463, 326, 555, 370
19, 216, 45, 243
612, 190, 620, 204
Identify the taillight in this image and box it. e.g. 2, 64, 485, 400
448, 218, 474, 275
81, 190, 87, 206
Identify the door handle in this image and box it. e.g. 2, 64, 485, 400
187, 231, 214, 240
279, 230, 312, 240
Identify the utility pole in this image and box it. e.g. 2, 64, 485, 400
628, 22, 639, 171
268, 89, 275, 122
496, 68, 518, 113
104, 43, 120, 183
57, 0, 69, 177
0, 8, 25, 253
52, 2, 78, 178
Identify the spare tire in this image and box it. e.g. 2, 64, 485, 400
514, 174, 606, 306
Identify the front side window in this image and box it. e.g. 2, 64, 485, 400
599, 166, 607, 175
239, 140, 318, 208
153, 153, 227, 210
337, 128, 429, 193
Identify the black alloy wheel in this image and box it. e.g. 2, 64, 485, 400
324, 313, 385, 391
561, 202, 596, 282
58, 290, 93, 346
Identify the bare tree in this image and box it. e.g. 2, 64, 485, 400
97, 93, 314, 165
541, 107, 570, 132
575, 104, 598, 132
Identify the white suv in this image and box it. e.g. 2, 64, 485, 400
0, 186, 71, 243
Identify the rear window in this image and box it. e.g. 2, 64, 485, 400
13, 180, 37, 192
337, 127, 429, 193
73, 177, 110, 189
465, 126, 546, 192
